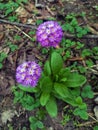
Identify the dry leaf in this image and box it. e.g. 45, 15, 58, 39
1, 109, 17, 124
0, 24, 4, 40
0, 47, 10, 54
15, 6, 29, 18
25, 3, 37, 12
92, 23, 98, 31
87, 25, 98, 35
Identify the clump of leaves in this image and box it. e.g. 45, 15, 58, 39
12, 86, 40, 111
7, 42, 18, 52
73, 106, 88, 120
61, 114, 70, 126
62, 13, 90, 38
29, 116, 44, 130
81, 85, 94, 99
36, 19, 43, 25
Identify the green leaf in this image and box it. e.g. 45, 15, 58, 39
60, 77, 67, 82
36, 121, 44, 128
0, 3, 5, 10
94, 126, 98, 130
41, 48, 49, 54
13, 90, 24, 103
36, 19, 43, 25
46, 97, 57, 117
64, 73, 87, 87
21, 95, 35, 110
82, 49, 92, 57
75, 96, 83, 104
75, 97, 87, 109
29, 117, 44, 130
29, 116, 37, 123
71, 18, 78, 26
81, 85, 94, 99
69, 88, 80, 97
14, 35, 21, 40
40, 92, 50, 106
51, 52, 63, 75
86, 59, 94, 67
44, 61, 51, 76
30, 123, 37, 130
54, 83, 69, 98
18, 84, 39, 93
76, 26, 83, 33
0, 63, 3, 69
40, 76, 53, 93
29, 30, 36, 35
58, 68, 70, 81
0, 52, 7, 62
73, 107, 88, 120
29, 117, 38, 130
5, 8, 13, 15
77, 66, 86, 73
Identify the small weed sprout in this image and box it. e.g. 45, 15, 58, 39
0, 52, 7, 69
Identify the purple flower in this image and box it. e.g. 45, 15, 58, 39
36, 21, 63, 47
16, 61, 42, 87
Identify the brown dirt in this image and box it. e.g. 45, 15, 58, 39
0, 0, 98, 130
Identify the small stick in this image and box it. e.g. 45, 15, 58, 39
0, 19, 37, 29
67, 57, 84, 61
88, 113, 98, 122
77, 121, 96, 127
77, 113, 98, 127
46, 6, 55, 16
14, 26, 33, 41
64, 32, 98, 39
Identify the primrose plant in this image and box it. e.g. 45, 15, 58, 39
15, 52, 87, 119
14, 21, 88, 122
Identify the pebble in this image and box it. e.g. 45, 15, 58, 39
94, 97, 98, 104
94, 106, 98, 120
47, 127, 54, 130
47, 0, 55, 2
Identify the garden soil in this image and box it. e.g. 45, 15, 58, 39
0, 0, 98, 130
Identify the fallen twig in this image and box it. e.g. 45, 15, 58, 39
77, 113, 98, 127
83, 16, 98, 35
88, 113, 98, 122
77, 121, 96, 127
0, 19, 37, 29
64, 32, 98, 39
67, 57, 84, 61
14, 26, 33, 40
46, 6, 55, 16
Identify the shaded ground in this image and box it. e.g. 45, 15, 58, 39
0, 0, 98, 130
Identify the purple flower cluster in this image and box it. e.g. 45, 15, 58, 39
36, 21, 63, 47
16, 61, 41, 87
